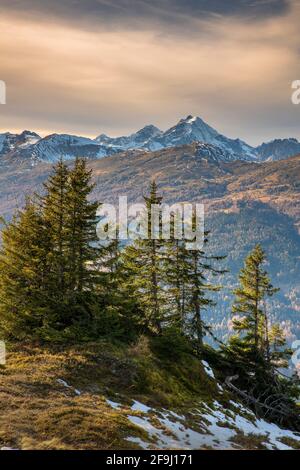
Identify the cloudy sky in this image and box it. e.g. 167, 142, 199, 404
0, 0, 300, 145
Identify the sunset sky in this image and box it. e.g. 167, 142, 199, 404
0, 0, 300, 145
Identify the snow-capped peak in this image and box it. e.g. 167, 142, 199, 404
0, 130, 41, 155
163, 115, 219, 144
95, 124, 163, 151
185, 115, 197, 123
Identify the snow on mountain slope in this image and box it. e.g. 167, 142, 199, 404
96, 124, 163, 151
2, 118, 300, 164
95, 116, 257, 161
43, 351, 300, 451
0, 131, 40, 156
256, 138, 300, 161
155, 116, 256, 161
10, 133, 113, 163
193, 142, 238, 162
102, 361, 300, 450
122, 399, 300, 450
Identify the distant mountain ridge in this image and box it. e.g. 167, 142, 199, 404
1, 115, 300, 163
0, 130, 40, 155
255, 138, 300, 162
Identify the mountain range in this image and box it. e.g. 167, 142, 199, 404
1, 115, 300, 164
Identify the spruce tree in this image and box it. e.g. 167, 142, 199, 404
0, 158, 106, 339
164, 235, 190, 329
41, 159, 69, 301
224, 245, 298, 427
122, 181, 166, 334
0, 199, 52, 338
183, 230, 224, 347
64, 158, 100, 295
98, 233, 141, 339
228, 244, 278, 368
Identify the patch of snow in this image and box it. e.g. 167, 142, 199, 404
57, 378, 81, 396
202, 360, 215, 379
106, 399, 122, 410
229, 400, 255, 416
57, 378, 70, 388
124, 397, 300, 450
131, 400, 152, 413
125, 437, 149, 449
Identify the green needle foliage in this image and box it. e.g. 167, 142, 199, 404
121, 181, 167, 335
0, 159, 106, 340
227, 244, 288, 371
223, 245, 298, 425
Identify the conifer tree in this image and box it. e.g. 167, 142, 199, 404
121, 181, 166, 334
0, 199, 52, 338
97, 233, 141, 339
229, 245, 278, 365
0, 158, 106, 338
224, 246, 298, 427
226, 244, 293, 389
41, 159, 69, 300
64, 158, 100, 295
183, 230, 224, 347
164, 235, 189, 329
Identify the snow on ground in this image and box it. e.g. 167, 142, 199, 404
56, 363, 300, 450
106, 399, 122, 410
57, 378, 81, 396
103, 359, 300, 449
124, 398, 300, 450
131, 400, 152, 413
202, 360, 215, 379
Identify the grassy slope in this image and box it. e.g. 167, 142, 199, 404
1, 338, 300, 450
0, 338, 219, 450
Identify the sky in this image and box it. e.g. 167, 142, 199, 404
0, 0, 300, 145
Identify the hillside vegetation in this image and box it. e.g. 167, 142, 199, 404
1, 339, 300, 450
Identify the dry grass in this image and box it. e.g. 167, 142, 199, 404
0, 338, 218, 450
1, 339, 292, 450
0, 341, 151, 450
229, 431, 269, 450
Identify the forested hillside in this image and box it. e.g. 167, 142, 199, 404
0, 159, 299, 451
0, 145, 299, 341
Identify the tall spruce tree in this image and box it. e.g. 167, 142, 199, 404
0, 158, 106, 339
229, 245, 278, 365
183, 230, 224, 347
224, 245, 298, 428
226, 244, 292, 383
64, 158, 100, 296
164, 235, 190, 329
41, 159, 69, 302
0, 199, 52, 338
121, 181, 166, 334
97, 232, 142, 339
